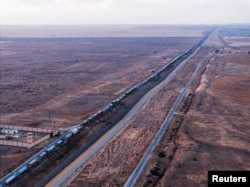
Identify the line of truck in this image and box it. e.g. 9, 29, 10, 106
0, 28, 214, 186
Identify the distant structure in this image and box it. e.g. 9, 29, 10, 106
1, 129, 18, 135
27, 132, 33, 144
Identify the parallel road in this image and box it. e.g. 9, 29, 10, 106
46, 44, 192, 187
0, 28, 214, 187
124, 42, 221, 187
46, 30, 215, 187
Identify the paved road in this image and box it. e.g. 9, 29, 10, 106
124, 48, 219, 187
46, 30, 215, 187
0, 27, 215, 187
0, 39, 204, 187
45, 52, 190, 187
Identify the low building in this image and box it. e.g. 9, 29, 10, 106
1, 129, 19, 135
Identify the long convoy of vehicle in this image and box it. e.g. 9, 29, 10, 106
0, 29, 213, 186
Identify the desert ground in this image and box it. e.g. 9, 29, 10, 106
0, 25, 205, 180
135, 26, 250, 187
0, 25, 249, 186
61, 26, 250, 187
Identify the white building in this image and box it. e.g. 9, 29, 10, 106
1, 129, 19, 135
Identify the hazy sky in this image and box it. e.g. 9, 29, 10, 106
1, 0, 250, 25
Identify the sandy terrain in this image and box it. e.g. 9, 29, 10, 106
135, 27, 250, 187
0, 25, 207, 38
1, 25, 249, 186
62, 32, 216, 186
0, 37, 197, 128
0, 26, 204, 180
62, 26, 250, 187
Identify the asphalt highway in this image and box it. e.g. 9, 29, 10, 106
124, 47, 220, 187
47, 30, 215, 187
45, 51, 189, 187
0, 28, 215, 187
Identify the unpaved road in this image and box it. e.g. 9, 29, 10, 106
61, 26, 250, 187
135, 26, 250, 187
0, 34, 200, 178
46, 41, 198, 187
125, 44, 218, 187
49, 29, 217, 186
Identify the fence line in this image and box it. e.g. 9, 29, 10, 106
0, 135, 50, 148
27, 135, 50, 148
0, 125, 53, 133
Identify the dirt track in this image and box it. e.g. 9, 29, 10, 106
1, 26, 249, 186
62, 33, 216, 186
63, 26, 250, 187
0, 35, 200, 177
136, 27, 250, 187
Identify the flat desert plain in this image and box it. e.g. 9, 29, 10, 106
0, 25, 204, 179
0, 25, 249, 187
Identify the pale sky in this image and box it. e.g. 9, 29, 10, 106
0, 0, 250, 25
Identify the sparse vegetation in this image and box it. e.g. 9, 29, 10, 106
150, 166, 160, 176
158, 151, 166, 158
1, 25, 249, 187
